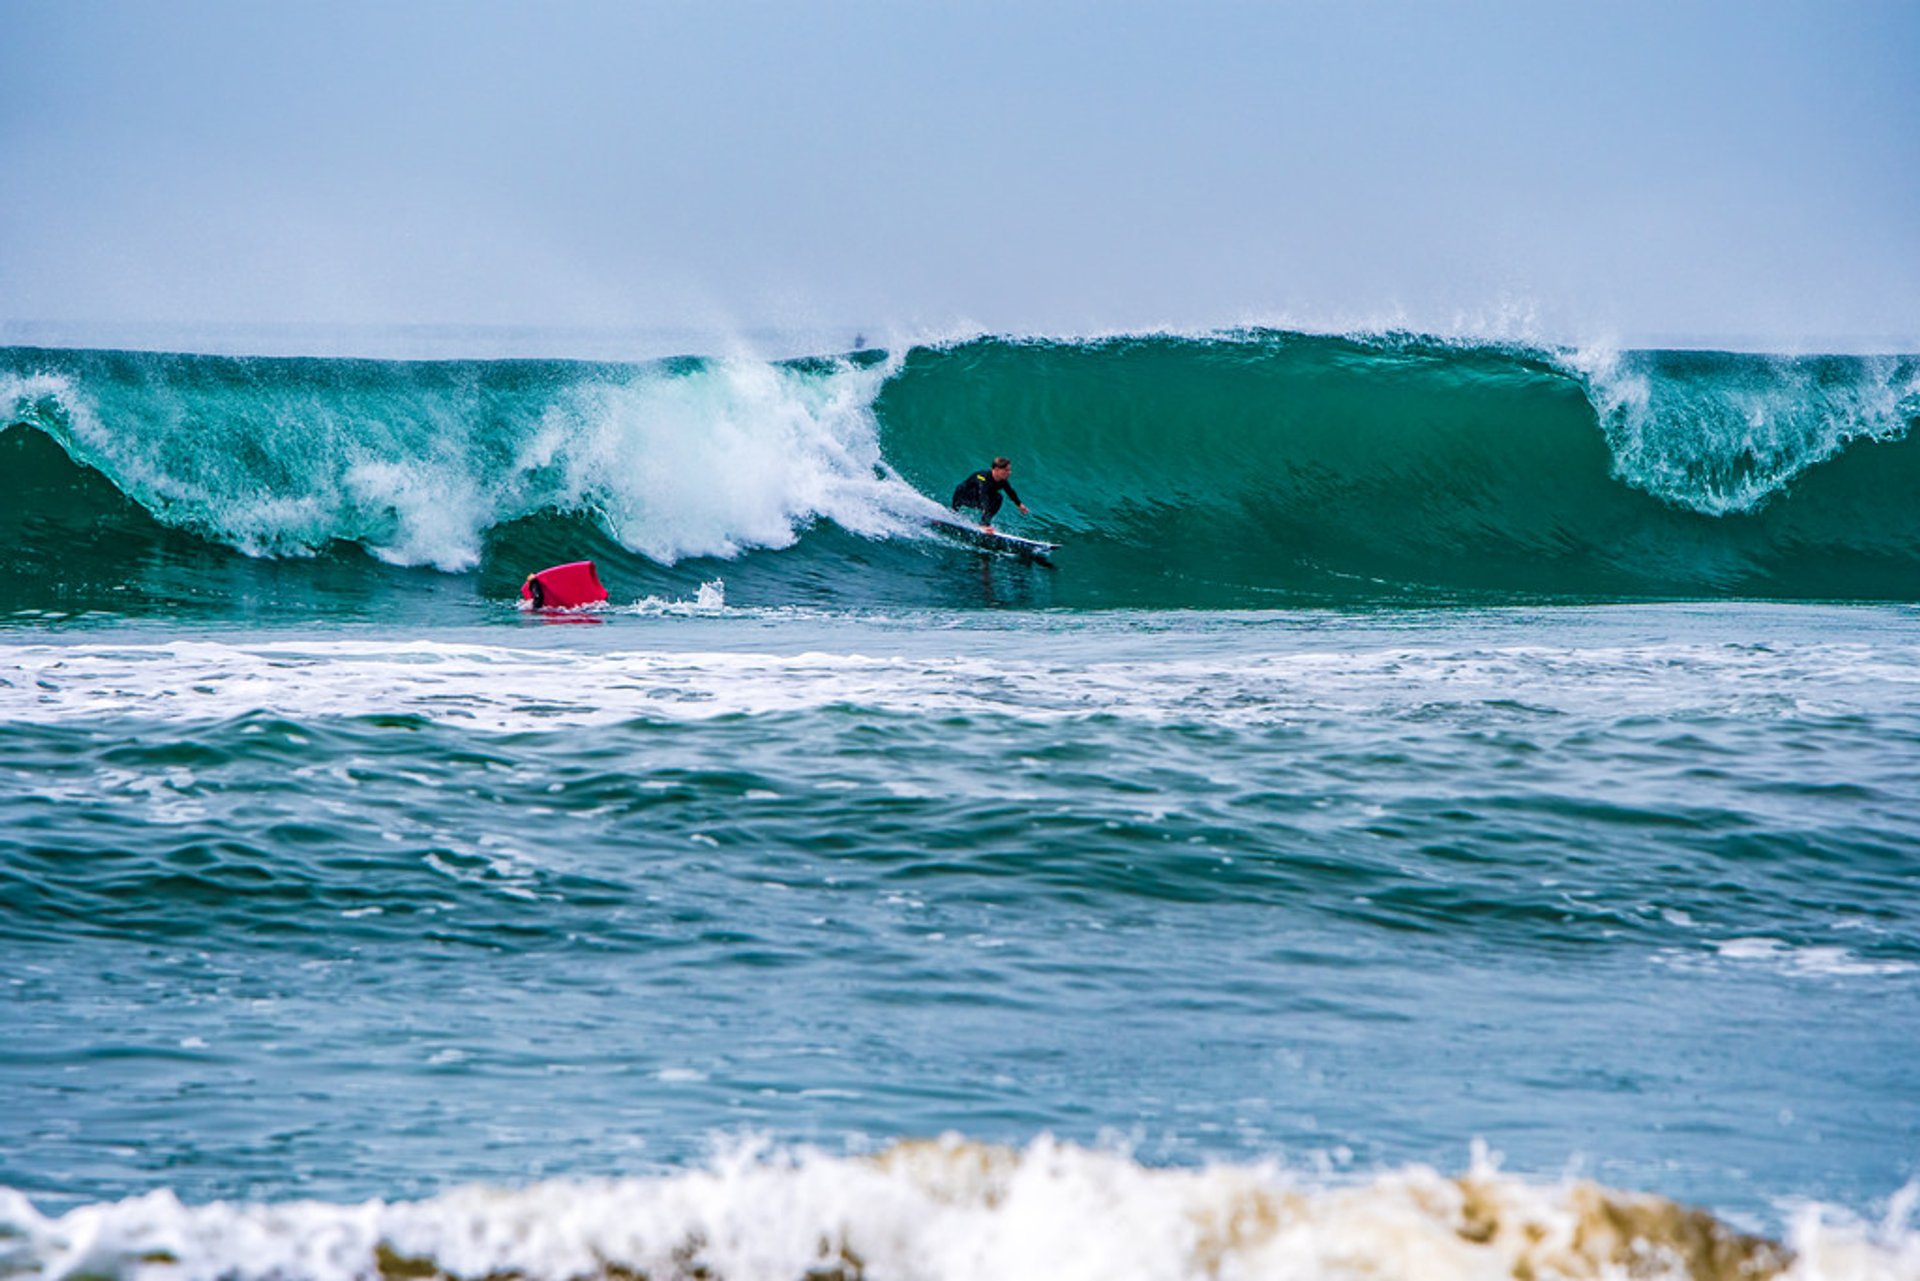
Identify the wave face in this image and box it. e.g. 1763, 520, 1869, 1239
4, 334, 1917, 615
876, 335, 1920, 605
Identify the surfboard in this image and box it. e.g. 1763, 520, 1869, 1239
934, 520, 1060, 565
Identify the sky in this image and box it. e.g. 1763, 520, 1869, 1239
2, 0, 1917, 352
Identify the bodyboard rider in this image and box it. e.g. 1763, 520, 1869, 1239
522, 561, 608, 610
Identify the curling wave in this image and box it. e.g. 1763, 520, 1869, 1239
3, 332, 1917, 615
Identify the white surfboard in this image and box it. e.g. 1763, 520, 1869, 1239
933, 519, 1060, 565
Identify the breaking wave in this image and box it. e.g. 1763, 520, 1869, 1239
4, 332, 1917, 615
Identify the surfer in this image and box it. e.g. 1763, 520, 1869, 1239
950, 457, 1029, 532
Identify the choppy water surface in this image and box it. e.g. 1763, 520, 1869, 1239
3, 604, 1917, 1275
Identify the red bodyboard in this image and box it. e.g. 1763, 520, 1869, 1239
522, 561, 608, 609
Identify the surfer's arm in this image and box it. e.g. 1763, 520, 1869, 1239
1002, 481, 1027, 513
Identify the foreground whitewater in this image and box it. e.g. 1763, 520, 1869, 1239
8, 1139, 1918, 1281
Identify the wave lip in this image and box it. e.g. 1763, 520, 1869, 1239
10, 1139, 1914, 1281
1574, 346, 1920, 516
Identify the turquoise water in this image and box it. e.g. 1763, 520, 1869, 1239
3, 333, 1918, 1280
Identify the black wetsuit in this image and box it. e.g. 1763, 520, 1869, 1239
951, 469, 1022, 523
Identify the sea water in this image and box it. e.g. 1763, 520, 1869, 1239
2, 331, 1918, 1280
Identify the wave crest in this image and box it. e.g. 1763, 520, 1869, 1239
1574, 346, 1920, 516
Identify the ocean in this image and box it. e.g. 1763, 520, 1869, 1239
2, 330, 1917, 1280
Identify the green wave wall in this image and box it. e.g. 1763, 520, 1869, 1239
876, 334, 1920, 603
4, 333, 1918, 615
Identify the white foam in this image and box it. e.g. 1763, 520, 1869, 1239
340, 458, 493, 571
1712, 938, 1918, 979
620, 579, 730, 617
3, 636, 1918, 733
1, 1140, 1911, 1281
525, 356, 934, 565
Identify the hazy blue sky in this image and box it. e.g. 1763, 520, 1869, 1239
3, 0, 1916, 349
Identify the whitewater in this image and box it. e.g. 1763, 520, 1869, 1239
3, 329, 1918, 1281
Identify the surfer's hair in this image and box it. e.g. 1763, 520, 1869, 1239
993, 457, 1011, 469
